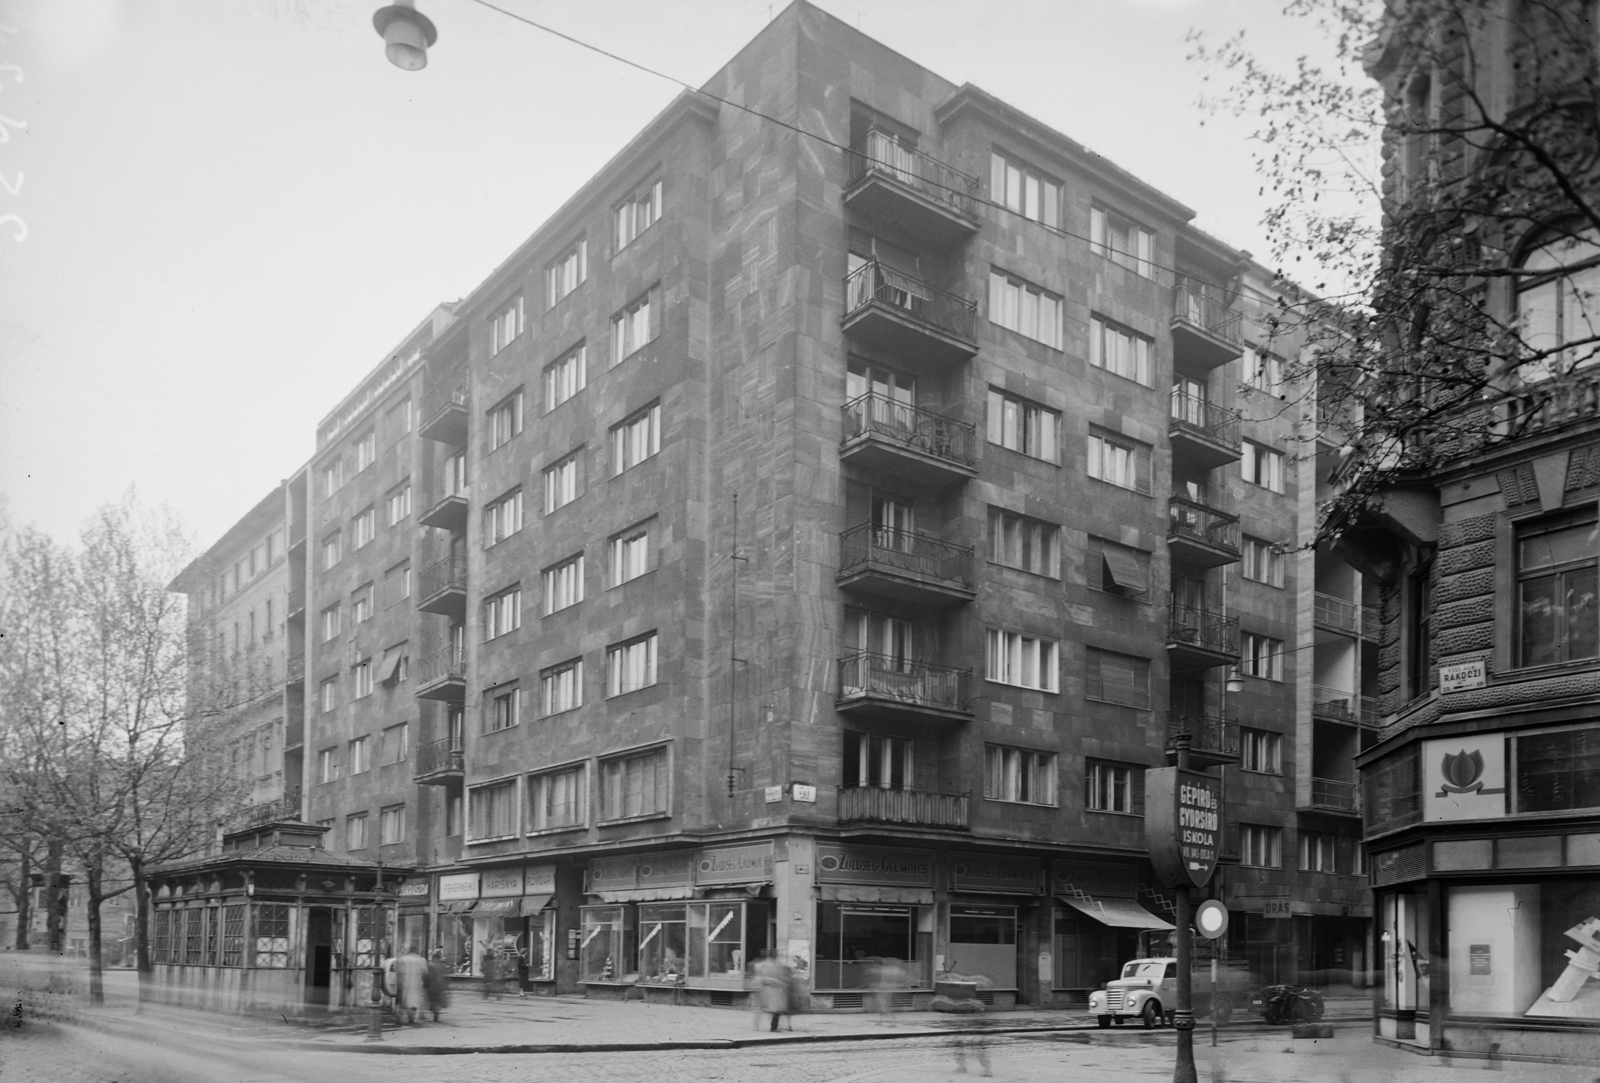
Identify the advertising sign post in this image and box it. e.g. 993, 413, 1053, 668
1145, 738, 1223, 1083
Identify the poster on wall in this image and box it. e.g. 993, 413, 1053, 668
788, 938, 811, 976
1423, 734, 1507, 822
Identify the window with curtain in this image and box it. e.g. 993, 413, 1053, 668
544, 344, 587, 411
987, 388, 1060, 462
987, 507, 1060, 577
614, 180, 662, 250
606, 633, 659, 696
610, 403, 662, 474
843, 732, 912, 789
1090, 317, 1153, 386
542, 554, 584, 614
1087, 429, 1150, 492
1090, 205, 1154, 277
985, 629, 1059, 691
1517, 510, 1599, 667
601, 747, 668, 819
469, 779, 518, 839
539, 658, 583, 716
988, 270, 1063, 347
545, 238, 587, 308
611, 290, 655, 366
989, 150, 1060, 226
1241, 441, 1285, 492
543, 452, 580, 513
984, 744, 1057, 805
529, 764, 587, 830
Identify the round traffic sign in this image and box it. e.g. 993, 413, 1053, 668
1195, 899, 1229, 940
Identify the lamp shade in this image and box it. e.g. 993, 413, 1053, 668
372, 3, 437, 71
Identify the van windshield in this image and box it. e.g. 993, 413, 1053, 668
1121, 961, 1167, 980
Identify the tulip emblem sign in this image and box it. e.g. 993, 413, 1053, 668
1422, 735, 1507, 821
1437, 749, 1497, 796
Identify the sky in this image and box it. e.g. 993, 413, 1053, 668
0, 0, 1356, 551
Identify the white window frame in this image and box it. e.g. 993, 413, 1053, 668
1241, 728, 1282, 774
606, 633, 659, 697
381, 722, 409, 765
353, 507, 375, 550
387, 561, 411, 605
348, 735, 370, 774
345, 813, 368, 851
611, 291, 654, 367
484, 489, 524, 546
379, 804, 406, 846
545, 238, 588, 309
489, 391, 523, 450
544, 344, 587, 412
528, 763, 588, 832
983, 744, 1057, 806
318, 746, 339, 783
988, 270, 1063, 348
539, 658, 584, 717
353, 659, 373, 699
386, 482, 411, 526
1241, 824, 1283, 868
354, 430, 376, 473
490, 296, 524, 354
1086, 760, 1135, 813
320, 604, 341, 643
613, 179, 662, 251
1242, 441, 1285, 493
485, 685, 521, 734
1090, 204, 1155, 278
483, 587, 522, 640
543, 452, 580, 514
321, 531, 341, 570
1243, 633, 1284, 681
468, 778, 520, 841
1089, 316, 1154, 386
319, 677, 338, 714
1245, 349, 1282, 394
989, 150, 1060, 227
599, 745, 669, 821
610, 403, 662, 475
985, 629, 1059, 692
542, 554, 585, 615
986, 388, 1060, 463
352, 585, 372, 624
986, 507, 1059, 577
610, 524, 650, 587
1087, 430, 1149, 493
1242, 537, 1286, 587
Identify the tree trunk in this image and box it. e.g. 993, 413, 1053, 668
43, 838, 64, 954
86, 861, 104, 1006
131, 856, 150, 1009
10, 846, 32, 950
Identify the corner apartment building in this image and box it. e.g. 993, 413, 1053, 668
160, 0, 1370, 1014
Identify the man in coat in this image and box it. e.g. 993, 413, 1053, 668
394, 946, 428, 1025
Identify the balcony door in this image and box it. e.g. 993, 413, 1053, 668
1172, 378, 1206, 425
843, 732, 911, 790
847, 608, 918, 671
872, 494, 915, 555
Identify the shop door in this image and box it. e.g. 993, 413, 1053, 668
305, 908, 333, 1006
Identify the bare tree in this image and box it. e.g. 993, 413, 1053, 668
1190, 0, 1600, 534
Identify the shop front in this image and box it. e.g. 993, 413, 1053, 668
436, 871, 479, 976
1047, 859, 1173, 1006
814, 844, 934, 1003
944, 851, 1041, 1007
396, 877, 430, 955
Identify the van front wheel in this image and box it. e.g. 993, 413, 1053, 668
1097, 1015, 1111, 1029
1142, 1000, 1162, 1029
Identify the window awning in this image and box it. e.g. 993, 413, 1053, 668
1101, 548, 1148, 596
474, 899, 519, 916
380, 645, 406, 685
594, 887, 695, 903
1056, 895, 1173, 930
439, 900, 477, 914
518, 893, 554, 916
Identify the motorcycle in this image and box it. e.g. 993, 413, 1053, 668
1247, 984, 1325, 1024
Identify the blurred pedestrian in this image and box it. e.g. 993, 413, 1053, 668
395, 946, 427, 1025
952, 1033, 992, 1076
424, 949, 450, 1022
754, 951, 791, 1032
871, 957, 906, 1024
481, 947, 502, 1000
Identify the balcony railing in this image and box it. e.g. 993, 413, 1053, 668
1168, 495, 1241, 557
1168, 715, 1240, 761
1312, 685, 1379, 726
1314, 592, 1363, 635
1172, 279, 1243, 348
227, 787, 303, 831
1310, 777, 1360, 813
285, 653, 305, 685
839, 524, 974, 591
415, 736, 464, 780
844, 259, 977, 344
418, 552, 468, 603
1169, 391, 1242, 448
415, 646, 466, 689
847, 129, 980, 221
420, 385, 470, 444
837, 652, 971, 715
1502, 370, 1600, 436
1168, 603, 1240, 656
842, 393, 976, 468
837, 785, 970, 829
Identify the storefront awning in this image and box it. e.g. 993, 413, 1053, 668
819, 885, 936, 905
695, 883, 769, 899
439, 900, 477, 914
518, 893, 554, 916
594, 887, 695, 903
474, 899, 519, 915
1056, 896, 1173, 930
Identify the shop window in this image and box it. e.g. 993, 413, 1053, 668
581, 905, 636, 982
1440, 883, 1600, 1019
221, 904, 245, 967
1517, 510, 1599, 667
1514, 725, 1600, 812
440, 911, 473, 975
639, 903, 687, 983
254, 903, 291, 968
527, 908, 556, 981
1364, 745, 1422, 836
815, 903, 926, 991
686, 901, 750, 983
947, 906, 1017, 990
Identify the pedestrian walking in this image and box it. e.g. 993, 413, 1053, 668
481, 947, 502, 1000
951, 1034, 993, 1076
424, 949, 450, 1022
754, 951, 792, 1032
394, 946, 427, 1025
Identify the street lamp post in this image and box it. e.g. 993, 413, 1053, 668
1171, 735, 1197, 1083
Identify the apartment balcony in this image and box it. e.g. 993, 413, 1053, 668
287, 521, 306, 555
841, 259, 978, 365
1308, 777, 1361, 815
414, 736, 464, 787
226, 787, 303, 831
1167, 496, 1241, 568
1314, 592, 1365, 637
414, 646, 466, 703
1167, 714, 1241, 769
1170, 279, 1244, 374
419, 488, 469, 531
1167, 602, 1240, 672
417, 553, 468, 617
285, 653, 305, 687
284, 716, 303, 750
286, 599, 305, 625
844, 130, 981, 248
837, 524, 975, 607
420, 385, 469, 444
1168, 391, 1242, 471
837, 785, 970, 830
840, 393, 977, 488
836, 653, 972, 724
1312, 685, 1379, 726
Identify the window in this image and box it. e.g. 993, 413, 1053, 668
1085, 648, 1150, 708
989, 150, 1059, 227
539, 658, 583, 716
987, 508, 1059, 577
343, 735, 369, 775
843, 732, 911, 789
1517, 510, 1599, 667
354, 430, 376, 472
1090, 204, 1154, 278
469, 778, 519, 840
1089, 317, 1154, 386
986, 389, 1060, 462
379, 804, 406, 846
985, 629, 1059, 692
1245, 349, 1282, 394
319, 677, 338, 714
528, 765, 586, 830
613, 179, 662, 250
444, 449, 467, 497
1517, 227, 1600, 380
446, 792, 463, 837
386, 482, 411, 525
221, 904, 245, 968
610, 403, 661, 474
984, 744, 1057, 805
1240, 824, 1282, 868
352, 585, 373, 624
1241, 728, 1282, 774
606, 633, 658, 696
253, 903, 290, 969
321, 531, 341, 570
1406, 556, 1434, 698
489, 391, 523, 450
323, 459, 343, 498
1087, 428, 1151, 493
353, 659, 373, 699
381, 722, 409, 765
611, 290, 655, 366
543, 452, 580, 513
486, 683, 521, 733
386, 397, 412, 443
610, 523, 650, 586
1242, 537, 1286, 586
320, 604, 341, 643
1242, 634, 1284, 680
542, 554, 584, 614
353, 507, 375, 549
490, 296, 524, 354
988, 270, 1063, 348
318, 746, 339, 783
483, 586, 522, 640
484, 489, 523, 546
546, 239, 588, 307
1514, 725, 1600, 812
386, 561, 412, 605
544, 344, 586, 411
1086, 760, 1141, 814
1241, 441, 1285, 493
600, 746, 668, 820
345, 813, 368, 850
1299, 831, 1337, 872
1085, 536, 1151, 597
